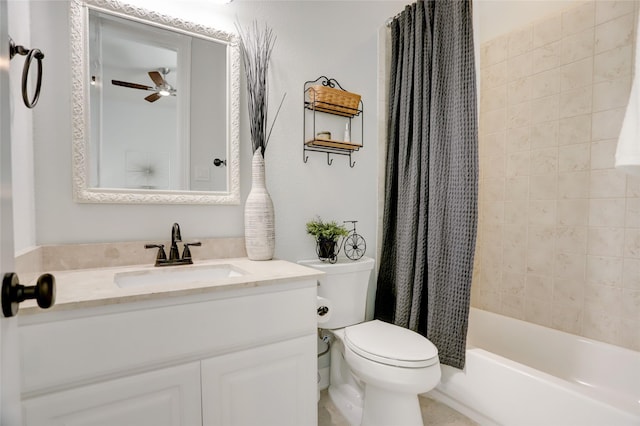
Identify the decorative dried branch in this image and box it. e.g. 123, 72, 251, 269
236, 21, 285, 157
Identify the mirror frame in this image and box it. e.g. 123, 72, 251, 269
70, 0, 240, 204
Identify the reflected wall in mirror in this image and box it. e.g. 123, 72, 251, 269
71, 0, 240, 204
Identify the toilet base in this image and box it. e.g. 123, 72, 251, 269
328, 383, 363, 426
361, 385, 423, 426
329, 382, 425, 426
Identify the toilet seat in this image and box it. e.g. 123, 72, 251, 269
344, 320, 439, 368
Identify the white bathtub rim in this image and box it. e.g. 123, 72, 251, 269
438, 346, 640, 424
467, 307, 640, 404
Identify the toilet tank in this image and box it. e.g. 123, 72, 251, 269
298, 256, 375, 330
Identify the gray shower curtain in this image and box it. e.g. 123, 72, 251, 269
374, 0, 478, 369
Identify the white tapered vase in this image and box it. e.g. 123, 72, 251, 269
244, 148, 275, 260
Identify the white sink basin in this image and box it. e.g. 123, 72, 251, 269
114, 264, 245, 288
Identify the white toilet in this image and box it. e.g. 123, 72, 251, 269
299, 256, 441, 426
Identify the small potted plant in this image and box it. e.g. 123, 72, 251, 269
306, 217, 349, 263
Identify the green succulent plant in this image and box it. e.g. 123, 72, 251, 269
305, 217, 349, 241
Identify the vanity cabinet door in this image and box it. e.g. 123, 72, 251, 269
201, 334, 317, 426
22, 362, 202, 426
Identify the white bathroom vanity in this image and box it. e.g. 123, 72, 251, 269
16, 258, 320, 426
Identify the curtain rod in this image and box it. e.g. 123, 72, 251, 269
385, 11, 403, 27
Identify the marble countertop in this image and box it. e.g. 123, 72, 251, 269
20, 258, 323, 315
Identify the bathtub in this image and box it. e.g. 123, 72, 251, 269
428, 308, 640, 426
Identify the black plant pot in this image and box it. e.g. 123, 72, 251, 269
317, 238, 338, 263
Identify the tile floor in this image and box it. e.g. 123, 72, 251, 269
318, 390, 479, 426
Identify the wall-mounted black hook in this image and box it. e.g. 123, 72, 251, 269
326, 153, 333, 166
9, 36, 44, 109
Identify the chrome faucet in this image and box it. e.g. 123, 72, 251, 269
145, 222, 201, 267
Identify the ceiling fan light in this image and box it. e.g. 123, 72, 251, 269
158, 89, 171, 96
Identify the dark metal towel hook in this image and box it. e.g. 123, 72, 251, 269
9, 36, 44, 109
326, 152, 333, 166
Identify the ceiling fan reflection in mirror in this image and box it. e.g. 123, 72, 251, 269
111, 67, 177, 103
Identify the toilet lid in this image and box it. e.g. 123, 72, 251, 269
344, 320, 439, 368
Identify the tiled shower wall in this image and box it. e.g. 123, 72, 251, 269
472, 1, 640, 351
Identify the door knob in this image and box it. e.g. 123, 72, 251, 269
2, 272, 56, 318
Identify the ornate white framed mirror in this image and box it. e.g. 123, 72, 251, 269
70, 0, 240, 204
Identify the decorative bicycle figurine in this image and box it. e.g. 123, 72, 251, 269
341, 220, 367, 261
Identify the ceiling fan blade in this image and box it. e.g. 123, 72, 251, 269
148, 71, 165, 87
145, 93, 162, 103
111, 80, 153, 91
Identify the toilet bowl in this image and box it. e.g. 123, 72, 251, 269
299, 257, 441, 426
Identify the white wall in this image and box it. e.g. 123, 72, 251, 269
26, 0, 406, 264
8, 0, 36, 253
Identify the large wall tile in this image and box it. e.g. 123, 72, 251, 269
529, 174, 558, 199
589, 169, 627, 197
531, 95, 560, 123
562, 1, 596, 37
506, 126, 531, 153
560, 58, 594, 91
508, 25, 533, 57
593, 45, 633, 82
557, 199, 589, 226
558, 114, 592, 145
588, 198, 627, 227
588, 227, 625, 257
622, 258, 640, 289
508, 52, 533, 82
626, 198, 640, 228
558, 171, 589, 198
590, 139, 617, 169
533, 41, 561, 73
594, 12, 634, 54
624, 230, 640, 258
586, 255, 624, 286
556, 226, 588, 254
595, 0, 635, 25
505, 176, 530, 200
534, 14, 562, 48
531, 121, 559, 149
560, 28, 595, 65
559, 143, 590, 172
591, 107, 626, 141
592, 76, 632, 112
531, 69, 561, 99
559, 86, 593, 118
481, 34, 508, 68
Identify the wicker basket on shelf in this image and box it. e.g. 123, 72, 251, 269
307, 85, 361, 116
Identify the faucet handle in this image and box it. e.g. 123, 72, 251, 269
182, 242, 202, 260
145, 244, 167, 263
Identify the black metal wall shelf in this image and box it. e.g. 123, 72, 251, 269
303, 76, 364, 167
